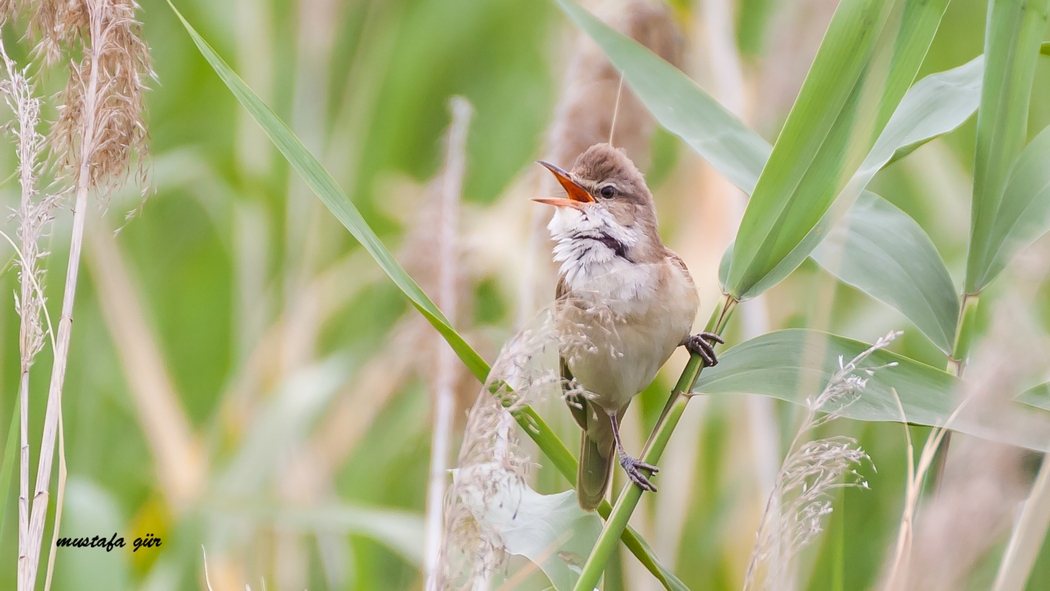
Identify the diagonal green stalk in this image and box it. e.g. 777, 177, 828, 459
510, 406, 685, 589
573, 295, 738, 591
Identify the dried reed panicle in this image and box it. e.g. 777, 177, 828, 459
0, 0, 25, 26
439, 396, 528, 590
25, 0, 89, 66
546, 0, 682, 170
743, 332, 899, 590
438, 310, 566, 590
437, 292, 635, 588
50, 0, 152, 196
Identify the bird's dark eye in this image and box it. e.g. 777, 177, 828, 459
599, 185, 616, 199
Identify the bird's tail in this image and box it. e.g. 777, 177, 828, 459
577, 426, 615, 511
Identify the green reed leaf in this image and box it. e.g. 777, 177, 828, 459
811, 193, 959, 354
724, 0, 949, 299
974, 124, 1050, 290
965, 0, 1050, 293
693, 330, 1050, 452
1017, 382, 1050, 412
722, 57, 982, 301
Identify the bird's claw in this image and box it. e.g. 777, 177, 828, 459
685, 332, 723, 367
619, 455, 659, 493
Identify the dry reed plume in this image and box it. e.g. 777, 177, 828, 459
438, 305, 577, 589
48, 0, 151, 195
743, 332, 899, 590
545, 0, 682, 171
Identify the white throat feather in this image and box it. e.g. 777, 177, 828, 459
547, 206, 647, 297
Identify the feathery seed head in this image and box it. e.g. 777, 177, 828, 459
50, 0, 153, 197
744, 332, 898, 590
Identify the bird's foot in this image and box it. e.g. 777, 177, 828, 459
685, 332, 724, 366
619, 454, 659, 493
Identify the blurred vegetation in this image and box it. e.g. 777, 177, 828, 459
0, 0, 1047, 590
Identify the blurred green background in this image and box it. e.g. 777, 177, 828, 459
0, 0, 1047, 589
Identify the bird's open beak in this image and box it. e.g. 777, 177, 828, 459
534, 161, 594, 209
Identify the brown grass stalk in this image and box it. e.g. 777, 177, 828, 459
42, 413, 66, 591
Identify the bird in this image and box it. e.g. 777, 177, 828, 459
534, 142, 722, 510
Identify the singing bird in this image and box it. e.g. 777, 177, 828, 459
535, 143, 722, 510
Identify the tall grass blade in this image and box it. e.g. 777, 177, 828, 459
965, 0, 1050, 293
811, 193, 959, 354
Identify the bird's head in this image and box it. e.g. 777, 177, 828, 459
535, 143, 662, 263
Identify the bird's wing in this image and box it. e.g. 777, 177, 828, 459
557, 275, 590, 431
665, 248, 697, 289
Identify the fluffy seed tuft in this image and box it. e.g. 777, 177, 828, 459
49, 0, 153, 198
743, 332, 899, 589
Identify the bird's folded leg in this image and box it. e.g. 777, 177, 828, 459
683, 331, 724, 367
609, 412, 658, 493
